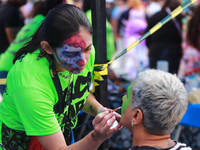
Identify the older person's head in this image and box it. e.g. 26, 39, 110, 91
121, 69, 188, 136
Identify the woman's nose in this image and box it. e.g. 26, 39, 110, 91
77, 59, 86, 66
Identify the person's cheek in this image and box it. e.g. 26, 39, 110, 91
84, 52, 90, 63
121, 100, 129, 117
121, 81, 135, 116
76, 52, 86, 66
121, 101, 125, 118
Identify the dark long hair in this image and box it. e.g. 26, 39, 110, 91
13, 4, 93, 63
187, 5, 200, 51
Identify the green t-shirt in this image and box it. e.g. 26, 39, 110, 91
0, 46, 95, 146
0, 14, 45, 71
86, 10, 116, 61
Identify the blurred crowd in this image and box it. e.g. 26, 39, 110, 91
1, 0, 200, 95
104, 0, 200, 83
69, 0, 200, 85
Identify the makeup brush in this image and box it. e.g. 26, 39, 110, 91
110, 107, 121, 113
97, 107, 121, 114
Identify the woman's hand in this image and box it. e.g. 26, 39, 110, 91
91, 110, 123, 142
36, 109, 123, 150
98, 107, 121, 123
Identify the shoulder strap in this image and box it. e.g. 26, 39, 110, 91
48, 58, 73, 145
49, 60, 64, 101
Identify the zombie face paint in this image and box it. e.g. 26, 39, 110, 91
54, 34, 87, 74
121, 81, 135, 116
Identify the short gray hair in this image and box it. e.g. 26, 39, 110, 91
131, 69, 188, 135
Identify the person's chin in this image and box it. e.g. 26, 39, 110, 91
72, 70, 81, 74
71, 68, 84, 74
67, 66, 85, 74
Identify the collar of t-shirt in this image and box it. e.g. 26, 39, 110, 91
131, 141, 177, 150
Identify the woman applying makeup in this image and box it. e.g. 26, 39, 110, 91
0, 4, 122, 150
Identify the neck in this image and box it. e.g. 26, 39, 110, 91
132, 126, 175, 149
45, 54, 66, 72
53, 58, 66, 72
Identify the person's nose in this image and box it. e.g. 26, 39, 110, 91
77, 59, 86, 66
79, 52, 89, 65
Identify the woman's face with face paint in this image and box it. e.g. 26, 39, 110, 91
53, 28, 92, 74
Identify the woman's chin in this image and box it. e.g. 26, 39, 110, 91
70, 68, 84, 74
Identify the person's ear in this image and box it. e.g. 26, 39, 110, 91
41, 41, 53, 54
131, 109, 143, 126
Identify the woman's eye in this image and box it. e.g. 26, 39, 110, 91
85, 47, 92, 52
62, 52, 76, 57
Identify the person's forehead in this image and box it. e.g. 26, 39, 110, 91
62, 33, 85, 45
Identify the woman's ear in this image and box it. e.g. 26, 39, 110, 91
131, 109, 143, 125
41, 41, 53, 54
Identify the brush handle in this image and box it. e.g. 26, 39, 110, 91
109, 107, 121, 113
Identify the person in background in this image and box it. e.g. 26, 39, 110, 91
123, 0, 149, 80
73, 0, 83, 10
0, 4, 122, 150
146, 0, 183, 74
145, 0, 165, 19
83, 0, 116, 62
0, 0, 63, 99
120, 69, 191, 150
82, 0, 120, 81
124, 0, 147, 47
0, 0, 27, 54
20, 0, 34, 24
178, 4, 200, 80
20, 0, 34, 18
116, 0, 130, 43
110, 0, 127, 53
106, 0, 115, 23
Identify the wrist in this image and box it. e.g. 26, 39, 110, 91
91, 130, 104, 143
96, 107, 105, 115
91, 131, 98, 142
